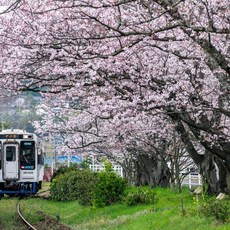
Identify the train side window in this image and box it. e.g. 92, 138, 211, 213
38, 150, 44, 165
6, 146, 16, 162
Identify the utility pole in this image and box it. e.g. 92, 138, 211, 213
49, 131, 54, 175
67, 150, 70, 167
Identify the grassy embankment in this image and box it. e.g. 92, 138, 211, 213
0, 197, 33, 230
0, 184, 230, 230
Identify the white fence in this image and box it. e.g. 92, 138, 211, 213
181, 173, 202, 189
89, 164, 123, 177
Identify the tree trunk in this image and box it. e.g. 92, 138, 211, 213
200, 152, 230, 194
134, 154, 171, 187
172, 120, 226, 194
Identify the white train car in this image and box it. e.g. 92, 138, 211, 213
0, 129, 44, 196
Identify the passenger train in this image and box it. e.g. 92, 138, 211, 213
0, 129, 44, 196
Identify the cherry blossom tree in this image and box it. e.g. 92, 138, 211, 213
0, 0, 229, 193
33, 97, 174, 187
0, 0, 22, 14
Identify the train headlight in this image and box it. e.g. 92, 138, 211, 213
23, 135, 33, 139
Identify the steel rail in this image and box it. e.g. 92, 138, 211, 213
17, 203, 37, 230
37, 189, 50, 195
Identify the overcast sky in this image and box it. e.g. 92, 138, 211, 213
0, 6, 6, 13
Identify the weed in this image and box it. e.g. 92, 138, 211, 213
200, 198, 230, 223
124, 187, 156, 206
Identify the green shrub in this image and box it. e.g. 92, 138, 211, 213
50, 173, 70, 201
51, 165, 78, 181
50, 162, 126, 207
124, 187, 156, 206
50, 169, 98, 205
79, 158, 91, 169
92, 168, 127, 208
201, 198, 230, 223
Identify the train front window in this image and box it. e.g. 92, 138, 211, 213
20, 141, 35, 170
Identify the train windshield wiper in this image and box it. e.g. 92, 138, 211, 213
23, 155, 29, 163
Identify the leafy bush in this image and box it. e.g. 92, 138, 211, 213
79, 158, 91, 169
92, 163, 127, 208
51, 165, 78, 181
50, 169, 98, 205
51, 161, 126, 207
124, 187, 156, 206
201, 198, 230, 223
50, 173, 70, 201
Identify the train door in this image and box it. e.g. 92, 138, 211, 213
3, 144, 19, 180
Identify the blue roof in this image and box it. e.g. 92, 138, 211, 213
45, 155, 82, 165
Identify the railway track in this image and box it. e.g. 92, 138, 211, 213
36, 189, 50, 199
16, 199, 71, 230
17, 203, 37, 230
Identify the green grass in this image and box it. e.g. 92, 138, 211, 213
40, 181, 50, 192
0, 198, 25, 230
1, 185, 230, 230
